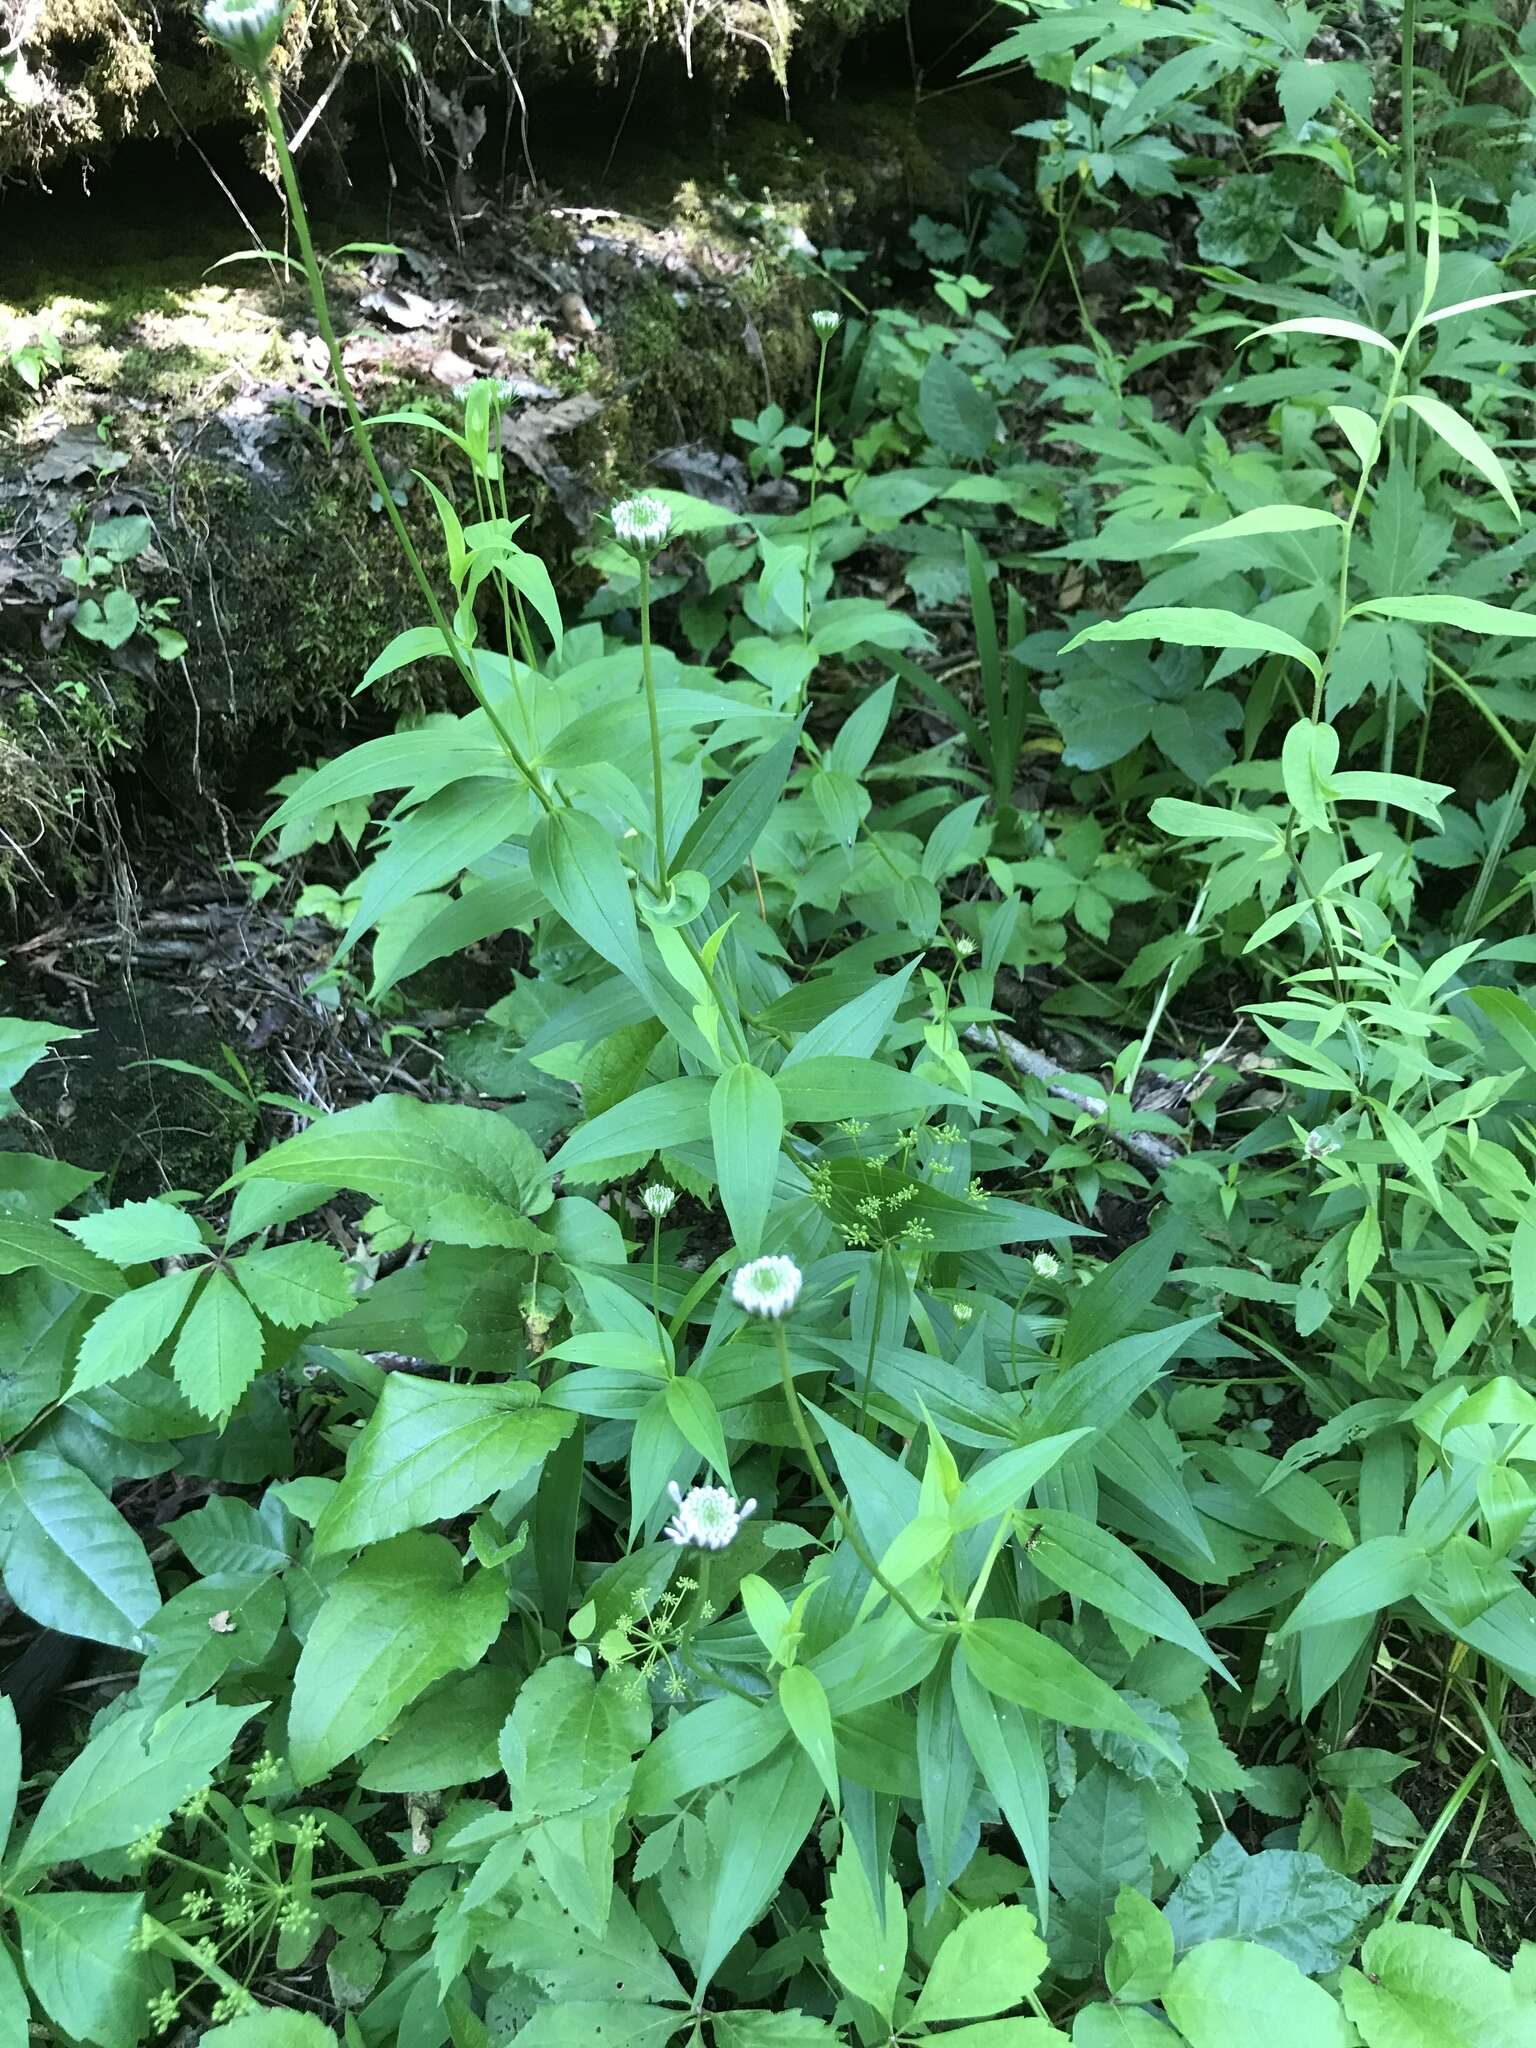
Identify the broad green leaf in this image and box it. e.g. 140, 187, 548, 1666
714, 2014, 844, 2046
61, 1198, 203, 1265
228, 1095, 553, 1247
1341, 1920, 1528, 2048
0, 1450, 159, 1649
664, 1373, 732, 1482
232, 1240, 356, 1327
778, 1664, 839, 1809
919, 352, 1000, 460
15, 1890, 147, 2048
170, 1267, 266, 1420
1024, 1510, 1225, 1676
914, 1903, 1047, 2025
950, 1431, 1091, 1530
136, 1572, 286, 1717
823, 1844, 906, 2022
1396, 394, 1520, 519
201, 2016, 339, 2046
1273, 1535, 1431, 1638
70, 1266, 201, 1394
1165, 1938, 1350, 2048
370, 870, 539, 998
0, 1219, 124, 1297
288, 1531, 509, 1785
503, 1883, 686, 2006
358, 1666, 521, 1793
13, 1699, 256, 1873
1165, 1833, 1376, 1977
496, 2005, 684, 2048
314, 1372, 573, 1553
1051, 1763, 1152, 1957
1061, 608, 1321, 680
1149, 798, 1280, 846
961, 1620, 1166, 1748
710, 1062, 782, 1259
1173, 506, 1342, 547
676, 725, 800, 887
339, 778, 529, 954
1468, 987, 1536, 1075
630, 1691, 787, 1812
1106, 1887, 1174, 2003
1328, 404, 1380, 468
1353, 594, 1536, 637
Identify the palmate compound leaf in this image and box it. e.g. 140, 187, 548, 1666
287, 1532, 509, 1786
313, 1372, 575, 1553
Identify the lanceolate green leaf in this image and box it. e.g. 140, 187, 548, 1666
170, 1267, 265, 1420
1273, 1535, 1431, 1638
694, 1743, 824, 1993
1061, 607, 1322, 680
961, 1619, 1170, 1749
70, 1265, 202, 1394
710, 1062, 782, 1258
531, 806, 646, 985
1395, 394, 1520, 519
1023, 1510, 1226, 1675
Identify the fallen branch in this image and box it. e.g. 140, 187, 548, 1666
963, 1024, 1182, 1174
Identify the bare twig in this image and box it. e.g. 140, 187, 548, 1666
963, 1023, 1181, 1173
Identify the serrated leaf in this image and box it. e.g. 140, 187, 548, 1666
1342, 1917, 1527, 2047
61, 1198, 203, 1265
1166, 1834, 1377, 1975
14, 1699, 257, 1872
233, 1240, 357, 1327
1106, 1886, 1174, 2002
288, 1532, 508, 1785
823, 1843, 906, 2022
914, 1902, 1047, 2024
70, 1266, 202, 1394
15, 1890, 147, 2048
315, 1371, 573, 1553
170, 1268, 265, 1419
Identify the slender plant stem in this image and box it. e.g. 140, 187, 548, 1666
773, 1324, 945, 1634
801, 334, 831, 650
856, 1250, 888, 1437
253, 72, 553, 814
1461, 730, 1536, 937
1400, 0, 1421, 467
637, 555, 670, 894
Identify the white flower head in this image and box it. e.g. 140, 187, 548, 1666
731, 1254, 802, 1319
810, 309, 842, 338
611, 494, 672, 557
952, 1300, 974, 1323
1032, 1251, 1060, 1280
641, 1183, 676, 1221
202, 0, 293, 67
665, 1480, 757, 1550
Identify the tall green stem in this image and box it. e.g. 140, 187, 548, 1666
773, 1324, 944, 1634
1461, 735, 1536, 938
253, 72, 552, 814
801, 335, 831, 650
637, 555, 669, 894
